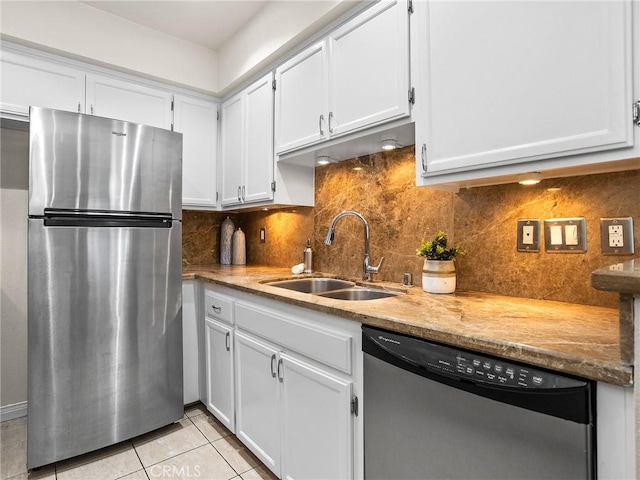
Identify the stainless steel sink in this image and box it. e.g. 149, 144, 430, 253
266, 277, 355, 294
317, 287, 403, 301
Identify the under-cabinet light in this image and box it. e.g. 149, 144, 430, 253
517, 172, 542, 185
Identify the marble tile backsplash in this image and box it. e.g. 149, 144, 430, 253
183, 146, 639, 308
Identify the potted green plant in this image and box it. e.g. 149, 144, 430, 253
416, 231, 464, 294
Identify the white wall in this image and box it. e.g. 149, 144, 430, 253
0, 1, 360, 96
217, 0, 358, 94
0, 1, 219, 94
0, 126, 29, 408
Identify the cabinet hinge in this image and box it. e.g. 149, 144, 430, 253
271, 181, 276, 192
408, 87, 415, 105
272, 79, 277, 91
351, 396, 359, 416
633, 100, 640, 127
408, 0, 414, 14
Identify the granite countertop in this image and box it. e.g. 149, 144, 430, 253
591, 258, 640, 295
184, 264, 632, 386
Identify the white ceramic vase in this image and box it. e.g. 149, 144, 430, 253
220, 216, 234, 265
232, 228, 246, 265
422, 259, 456, 294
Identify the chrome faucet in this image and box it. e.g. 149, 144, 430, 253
324, 210, 384, 281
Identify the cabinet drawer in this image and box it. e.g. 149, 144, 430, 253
235, 302, 352, 374
204, 288, 234, 324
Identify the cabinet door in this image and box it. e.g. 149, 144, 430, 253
0, 50, 84, 117
174, 95, 218, 207
86, 74, 172, 129
243, 73, 274, 204
205, 318, 235, 432
416, 0, 633, 175
182, 281, 200, 405
220, 93, 245, 206
235, 331, 281, 475
274, 41, 328, 153
280, 353, 353, 480
329, 0, 410, 136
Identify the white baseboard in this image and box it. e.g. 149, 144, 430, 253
1, 401, 27, 422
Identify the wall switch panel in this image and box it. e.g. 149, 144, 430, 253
544, 218, 587, 253
600, 217, 634, 255
517, 219, 540, 252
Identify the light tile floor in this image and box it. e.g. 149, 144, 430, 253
0, 403, 277, 480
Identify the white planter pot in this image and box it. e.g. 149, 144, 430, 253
422, 259, 456, 294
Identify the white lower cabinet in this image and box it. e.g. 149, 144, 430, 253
235, 331, 281, 474
280, 352, 353, 480
235, 330, 354, 480
203, 286, 236, 432
202, 287, 362, 480
205, 318, 235, 432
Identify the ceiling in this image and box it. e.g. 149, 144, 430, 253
81, 1, 270, 51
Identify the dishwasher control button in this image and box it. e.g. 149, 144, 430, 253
532, 375, 544, 386
465, 366, 474, 375
494, 364, 504, 373
472, 359, 481, 367
486, 373, 496, 381
505, 367, 515, 379
498, 376, 508, 383
482, 361, 492, 370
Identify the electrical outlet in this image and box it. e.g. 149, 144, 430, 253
544, 218, 587, 253
517, 219, 540, 252
260, 227, 266, 243
600, 217, 634, 255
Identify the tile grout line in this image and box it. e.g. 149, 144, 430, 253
186, 413, 247, 479
127, 440, 149, 480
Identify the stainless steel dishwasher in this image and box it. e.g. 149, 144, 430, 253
363, 326, 595, 479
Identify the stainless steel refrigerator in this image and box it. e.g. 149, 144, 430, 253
27, 107, 183, 469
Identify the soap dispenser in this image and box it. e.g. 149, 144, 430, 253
303, 239, 313, 273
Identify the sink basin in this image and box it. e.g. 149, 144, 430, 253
267, 277, 355, 294
317, 287, 403, 301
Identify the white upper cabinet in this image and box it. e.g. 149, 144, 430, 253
329, 0, 410, 136
275, 0, 410, 155
174, 94, 218, 208
86, 74, 172, 129
0, 50, 85, 117
220, 72, 274, 207
274, 42, 327, 154
414, 0, 637, 185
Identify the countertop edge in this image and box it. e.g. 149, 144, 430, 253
591, 258, 640, 295
184, 268, 633, 387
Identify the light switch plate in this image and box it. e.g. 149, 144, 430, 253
544, 218, 587, 253
517, 219, 540, 252
600, 217, 634, 255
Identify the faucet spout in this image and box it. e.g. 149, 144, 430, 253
324, 210, 383, 281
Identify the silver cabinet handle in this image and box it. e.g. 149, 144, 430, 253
211, 304, 221, 314
277, 358, 284, 382
241, 185, 245, 202
270, 354, 277, 378
77, 102, 81, 113
319, 114, 325, 136
421, 144, 427, 172
328, 111, 334, 134
225, 332, 230, 352
237, 186, 242, 202
90, 105, 94, 115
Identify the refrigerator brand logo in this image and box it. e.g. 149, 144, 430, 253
378, 335, 400, 345
111, 131, 127, 137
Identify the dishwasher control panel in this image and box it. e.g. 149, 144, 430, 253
363, 326, 587, 390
